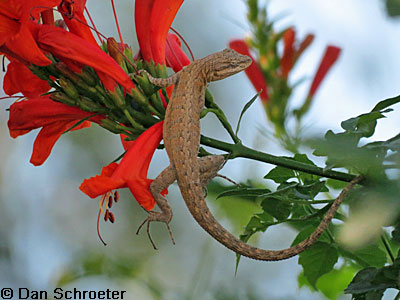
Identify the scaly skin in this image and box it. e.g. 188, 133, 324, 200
139, 49, 362, 261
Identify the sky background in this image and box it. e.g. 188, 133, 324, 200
1, 0, 400, 299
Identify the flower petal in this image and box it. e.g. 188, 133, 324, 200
229, 39, 269, 103
308, 45, 341, 97
4, 60, 50, 97
30, 119, 90, 166
135, 0, 156, 62
280, 27, 295, 79
37, 25, 135, 91
80, 121, 165, 210
165, 33, 190, 72
149, 0, 184, 65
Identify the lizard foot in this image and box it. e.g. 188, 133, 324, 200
136, 212, 175, 249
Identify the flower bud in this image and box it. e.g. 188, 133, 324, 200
59, 77, 79, 100
50, 91, 76, 106
107, 38, 124, 65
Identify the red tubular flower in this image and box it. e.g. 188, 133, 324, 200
4, 60, 50, 97
229, 39, 269, 103
280, 27, 296, 79
165, 33, 190, 72
8, 95, 103, 166
308, 45, 341, 97
134, 0, 156, 62
58, 0, 98, 46
36, 25, 135, 92
150, 0, 184, 65
135, 0, 184, 65
0, 0, 60, 66
80, 121, 167, 211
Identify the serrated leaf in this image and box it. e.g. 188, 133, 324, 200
264, 166, 295, 183
261, 197, 291, 221
235, 92, 261, 135
298, 242, 338, 288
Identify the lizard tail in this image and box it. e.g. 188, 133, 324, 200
180, 175, 363, 261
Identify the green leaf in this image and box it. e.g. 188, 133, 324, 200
392, 222, 400, 243
385, 0, 400, 17
326, 178, 348, 190
294, 181, 328, 199
316, 265, 358, 300
235, 92, 261, 135
344, 268, 387, 294
264, 166, 295, 183
341, 110, 388, 138
372, 94, 400, 112
351, 245, 387, 268
261, 197, 291, 221
298, 242, 339, 288
216, 187, 271, 199
291, 226, 330, 246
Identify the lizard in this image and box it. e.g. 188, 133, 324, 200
137, 48, 363, 261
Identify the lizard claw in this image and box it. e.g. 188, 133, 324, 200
136, 212, 175, 249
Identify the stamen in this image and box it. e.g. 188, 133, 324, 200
109, 212, 115, 223
84, 7, 103, 43
104, 209, 109, 221
114, 191, 119, 202
110, 0, 124, 48
108, 195, 113, 208
170, 27, 195, 61
97, 208, 107, 246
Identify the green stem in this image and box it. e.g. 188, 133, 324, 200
200, 135, 357, 183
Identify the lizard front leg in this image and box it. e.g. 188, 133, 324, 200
137, 155, 226, 248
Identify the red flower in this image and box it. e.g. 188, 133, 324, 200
280, 27, 295, 79
80, 121, 166, 211
229, 39, 269, 103
8, 95, 103, 166
4, 60, 50, 97
58, 0, 98, 45
165, 33, 190, 72
308, 45, 341, 97
0, 0, 60, 66
36, 25, 135, 92
135, 0, 184, 65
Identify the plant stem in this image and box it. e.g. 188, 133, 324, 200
200, 135, 357, 183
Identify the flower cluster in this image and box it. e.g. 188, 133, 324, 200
0, 0, 189, 231
229, 1, 341, 147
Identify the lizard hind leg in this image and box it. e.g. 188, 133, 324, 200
137, 164, 177, 249
199, 155, 226, 197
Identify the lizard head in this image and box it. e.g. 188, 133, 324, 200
207, 48, 252, 81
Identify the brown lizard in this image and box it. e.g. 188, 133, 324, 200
137, 48, 363, 261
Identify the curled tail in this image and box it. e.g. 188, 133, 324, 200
180, 176, 362, 261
